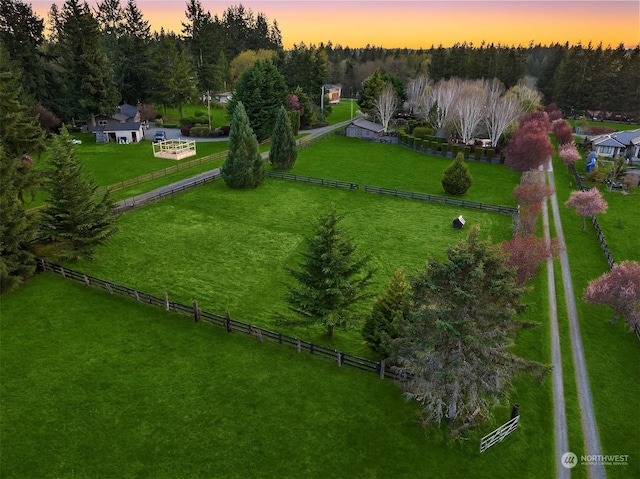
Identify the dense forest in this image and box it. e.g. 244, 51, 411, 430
2, 0, 639, 126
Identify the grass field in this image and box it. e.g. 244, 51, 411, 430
0, 272, 553, 479
3, 121, 638, 478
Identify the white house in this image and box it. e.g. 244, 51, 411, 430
590, 128, 640, 162
90, 103, 144, 144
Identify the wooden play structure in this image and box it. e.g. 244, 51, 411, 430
152, 139, 197, 160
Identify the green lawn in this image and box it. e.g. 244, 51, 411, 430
72, 178, 515, 357
0, 272, 552, 479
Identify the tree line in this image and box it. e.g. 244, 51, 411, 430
3, 0, 639, 129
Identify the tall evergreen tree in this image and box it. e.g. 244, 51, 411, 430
269, 105, 297, 170
357, 68, 386, 115
286, 204, 374, 338
363, 268, 410, 359
221, 101, 264, 188
0, 0, 46, 99
56, 0, 119, 122
117, 0, 152, 104
388, 226, 548, 428
41, 127, 117, 259
149, 31, 197, 117
0, 145, 38, 293
227, 58, 288, 141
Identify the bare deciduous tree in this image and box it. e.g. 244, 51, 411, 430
452, 81, 486, 144
427, 77, 460, 133
485, 89, 522, 147
405, 75, 431, 116
374, 84, 398, 132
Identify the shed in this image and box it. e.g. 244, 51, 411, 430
346, 118, 385, 140
452, 215, 466, 229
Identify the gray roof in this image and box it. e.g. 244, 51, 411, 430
92, 121, 142, 132
592, 128, 640, 147
348, 118, 385, 132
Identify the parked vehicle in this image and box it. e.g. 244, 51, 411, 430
154, 131, 166, 142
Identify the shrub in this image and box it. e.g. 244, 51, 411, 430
474, 147, 483, 160
487, 149, 494, 161
194, 110, 206, 118
179, 117, 196, 127
190, 126, 211, 137
180, 125, 192, 136
412, 126, 433, 139
442, 153, 473, 196
464, 146, 471, 158
451, 144, 459, 156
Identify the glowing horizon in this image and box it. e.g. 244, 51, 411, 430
31, 1, 640, 49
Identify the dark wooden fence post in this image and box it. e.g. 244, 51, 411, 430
193, 300, 200, 322
511, 404, 520, 420
225, 310, 232, 332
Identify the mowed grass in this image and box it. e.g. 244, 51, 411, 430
0, 272, 552, 479
291, 136, 520, 206
73, 178, 514, 356
550, 156, 640, 479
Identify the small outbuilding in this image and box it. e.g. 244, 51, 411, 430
452, 215, 466, 229
346, 118, 385, 140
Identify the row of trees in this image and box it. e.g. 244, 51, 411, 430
0, 52, 118, 293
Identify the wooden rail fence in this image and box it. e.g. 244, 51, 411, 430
363, 185, 518, 215
36, 259, 397, 380
114, 173, 222, 213
266, 171, 359, 190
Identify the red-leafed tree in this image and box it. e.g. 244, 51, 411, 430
551, 119, 574, 144
545, 103, 562, 122
513, 174, 555, 205
584, 260, 640, 330
520, 110, 550, 133
502, 235, 560, 286
565, 188, 608, 231
558, 142, 581, 172
504, 127, 555, 172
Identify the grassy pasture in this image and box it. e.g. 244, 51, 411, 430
0, 272, 552, 479
72, 178, 515, 356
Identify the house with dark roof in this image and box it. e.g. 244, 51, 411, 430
346, 118, 385, 140
90, 103, 144, 144
324, 84, 341, 104
590, 128, 640, 162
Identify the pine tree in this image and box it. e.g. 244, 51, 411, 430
0, 145, 38, 293
41, 127, 117, 259
441, 153, 473, 196
286, 204, 374, 338
56, 0, 119, 121
227, 58, 288, 142
269, 106, 297, 170
357, 68, 386, 115
221, 101, 264, 188
388, 226, 549, 428
363, 268, 410, 359
0, 49, 43, 293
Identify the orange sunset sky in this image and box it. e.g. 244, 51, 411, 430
32, 0, 640, 49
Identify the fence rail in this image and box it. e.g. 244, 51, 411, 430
114, 173, 221, 213
97, 151, 227, 197
36, 259, 398, 380
266, 171, 359, 190
363, 185, 518, 215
